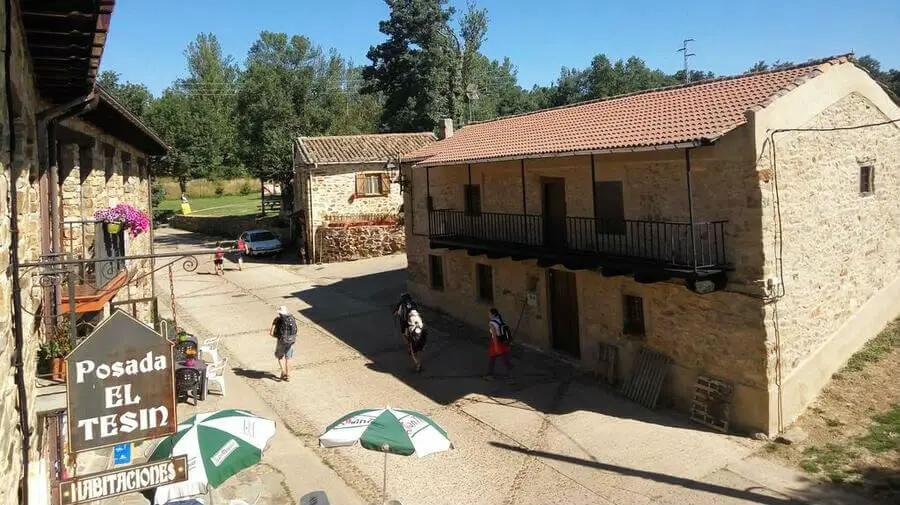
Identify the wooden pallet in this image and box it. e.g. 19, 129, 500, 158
690, 375, 733, 433
621, 347, 671, 409
596, 342, 618, 385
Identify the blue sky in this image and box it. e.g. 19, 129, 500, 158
102, 0, 900, 97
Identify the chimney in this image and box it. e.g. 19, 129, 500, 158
440, 118, 454, 139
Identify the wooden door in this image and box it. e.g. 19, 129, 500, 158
548, 269, 580, 357
542, 179, 567, 248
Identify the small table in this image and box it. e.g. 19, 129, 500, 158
175, 359, 208, 401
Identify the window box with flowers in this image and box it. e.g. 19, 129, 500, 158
93, 203, 151, 238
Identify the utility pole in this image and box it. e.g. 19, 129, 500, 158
677, 38, 695, 84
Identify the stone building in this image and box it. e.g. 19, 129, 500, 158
402, 55, 900, 436
0, 2, 167, 503
293, 132, 436, 262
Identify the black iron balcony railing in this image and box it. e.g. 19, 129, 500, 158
429, 209, 728, 270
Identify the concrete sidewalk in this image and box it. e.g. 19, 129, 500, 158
152, 227, 876, 505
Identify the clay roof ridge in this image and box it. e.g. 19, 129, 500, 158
463, 53, 855, 129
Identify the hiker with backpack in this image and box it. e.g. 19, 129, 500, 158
393, 293, 426, 373
270, 306, 298, 381
485, 307, 513, 380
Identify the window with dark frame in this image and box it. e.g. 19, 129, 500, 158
623, 295, 645, 336
429, 254, 444, 291
595, 181, 626, 234
464, 184, 481, 216
476, 263, 493, 302
860, 165, 874, 195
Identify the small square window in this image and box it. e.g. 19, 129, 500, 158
860, 165, 874, 195
356, 172, 388, 197
476, 263, 493, 302
429, 255, 444, 291
623, 295, 645, 336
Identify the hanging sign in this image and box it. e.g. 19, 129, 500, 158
66, 310, 177, 452
58, 455, 188, 505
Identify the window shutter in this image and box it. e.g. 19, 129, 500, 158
380, 173, 390, 196
355, 173, 365, 195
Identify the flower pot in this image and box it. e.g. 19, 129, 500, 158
105, 222, 123, 234
60, 359, 66, 381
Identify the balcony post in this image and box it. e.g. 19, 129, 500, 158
67, 268, 77, 347
590, 153, 597, 252
521, 160, 527, 245
467, 163, 474, 238
426, 165, 432, 237
685, 149, 698, 273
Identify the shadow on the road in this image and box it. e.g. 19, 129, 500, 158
489, 441, 885, 505
286, 268, 713, 434
232, 367, 281, 382
489, 441, 794, 504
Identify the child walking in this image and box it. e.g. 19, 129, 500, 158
485, 307, 513, 380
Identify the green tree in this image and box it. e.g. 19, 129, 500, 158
144, 88, 203, 193
178, 33, 241, 179
363, 0, 456, 132
96, 70, 154, 117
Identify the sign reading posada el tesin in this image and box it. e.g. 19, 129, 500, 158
66, 310, 177, 452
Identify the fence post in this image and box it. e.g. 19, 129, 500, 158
67, 269, 77, 347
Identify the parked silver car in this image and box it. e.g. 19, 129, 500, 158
239, 229, 283, 257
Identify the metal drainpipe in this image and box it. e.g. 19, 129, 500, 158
6, 0, 29, 500
684, 148, 698, 274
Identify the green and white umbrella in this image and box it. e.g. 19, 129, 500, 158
319, 407, 452, 503
146, 409, 276, 504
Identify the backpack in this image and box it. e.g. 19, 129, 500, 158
492, 317, 512, 344
278, 314, 298, 345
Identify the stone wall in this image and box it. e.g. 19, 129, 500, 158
756, 91, 900, 429
299, 162, 403, 261
58, 118, 155, 323
169, 214, 292, 243
403, 136, 774, 433
0, 1, 53, 501
315, 224, 405, 263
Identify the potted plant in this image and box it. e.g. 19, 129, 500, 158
94, 203, 151, 238
38, 331, 72, 381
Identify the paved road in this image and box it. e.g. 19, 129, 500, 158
153, 227, 873, 505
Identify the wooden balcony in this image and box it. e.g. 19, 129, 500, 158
428, 209, 730, 281
59, 269, 128, 314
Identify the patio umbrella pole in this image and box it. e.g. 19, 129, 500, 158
383, 450, 387, 505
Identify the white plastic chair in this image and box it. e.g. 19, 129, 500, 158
199, 337, 221, 364
206, 357, 228, 397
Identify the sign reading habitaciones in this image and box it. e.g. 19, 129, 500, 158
66, 310, 177, 452
59, 455, 188, 505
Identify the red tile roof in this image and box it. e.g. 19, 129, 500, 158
407, 55, 854, 167
296, 133, 436, 165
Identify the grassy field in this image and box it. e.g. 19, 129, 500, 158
156, 194, 265, 217
156, 177, 257, 199
763, 318, 900, 503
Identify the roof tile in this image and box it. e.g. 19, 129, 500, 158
296, 132, 437, 165
407, 55, 852, 166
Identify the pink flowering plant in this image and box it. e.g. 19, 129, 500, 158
93, 204, 150, 238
